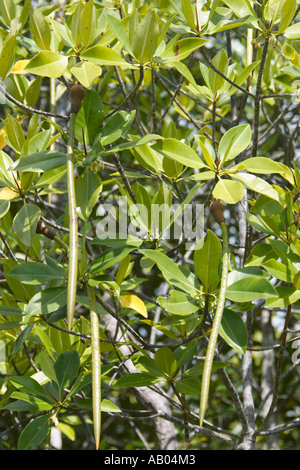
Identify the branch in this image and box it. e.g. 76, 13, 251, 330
0, 83, 69, 120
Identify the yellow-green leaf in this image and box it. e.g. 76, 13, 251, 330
120, 294, 148, 318
213, 178, 244, 204
70, 61, 102, 89
24, 51, 68, 78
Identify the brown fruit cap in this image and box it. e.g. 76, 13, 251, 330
70, 84, 85, 114
36, 219, 55, 240
209, 199, 225, 225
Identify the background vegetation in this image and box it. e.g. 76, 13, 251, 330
0, 0, 299, 450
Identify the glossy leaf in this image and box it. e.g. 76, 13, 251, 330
115, 372, 160, 388
0, 34, 16, 79
132, 10, 159, 64
213, 178, 244, 204
160, 37, 208, 63
153, 138, 207, 169
9, 262, 66, 284
9, 150, 67, 172
75, 171, 102, 221
18, 414, 51, 450
119, 294, 148, 318
154, 347, 177, 378
219, 309, 248, 354
30, 9, 51, 50
24, 51, 68, 78
81, 45, 133, 67
226, 270, 277, 302
75, 88, 104, 146
89, 246, 136, 275
232, 173, 280, 201
54, 350, 80, 399
218, 124, 252, 166
194, 230, 222, 293
70, 61, 102, 89
27, 287, 67, 317
13, 203, 41, 247
139, 249, 199, 294
158, 290, 199, 315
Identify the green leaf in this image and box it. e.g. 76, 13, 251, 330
183, 361, 228, 377
10, 323, 34, 355
75, 171, 102, 221
250, 195, 284, 217
219, 309, 248, 354
231, 156, 289, 175
154, 347, 178, 378
261, 259, 297, 283
75, 88, 104, 146
265, 286, 300, 307
158, 290, 199, 315
181, 0, 195, 29
153, 138, 207, 169
213, 178, 244, 204
244, 243, 277, 267
209, 49, 228, 94
30, 9, 51, 50
81, 45, 134, 67
284, 22, 300, 39
174, 341, 198, 369
6, 114, 25, 153
115, 372, 160, 388
89, 246, 137, 275
194, 230, 222, 293
70, 61, 102, 89
160, 37, 208, 63
13, 203, 41, 247
0, 150, 16, 186
18, 414, 51, 450
232, 173, 281, 201
139, 249, 199, 294
24, 51, 68, 78
27, 287, 67, 317
222, 0, 255, 18
100, 110, 136, 147
132, 10, 159, 64
106, 12, 133, 56
226, 270, 277, 302
9, 262, 66, 284
9, 150, 67, 172
0, 0, 16, 25
278, 0, 297, 34
244, 212, 280, 236
176, 377, 201, 395
0, 34, 16, 79
218, 124, 252, 166
10, 375, 53, 402
54, 350, 80, 399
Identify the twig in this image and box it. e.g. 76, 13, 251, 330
0, 83, 69, 120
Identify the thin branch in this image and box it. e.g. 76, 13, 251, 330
0, 83, 69, 120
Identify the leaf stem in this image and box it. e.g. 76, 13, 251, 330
199, 221, 229, 427
67, 112, 78, 331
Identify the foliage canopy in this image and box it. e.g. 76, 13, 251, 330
0, 0, 300, 451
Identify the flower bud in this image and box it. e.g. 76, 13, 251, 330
209, 199, 225, 225
70, 84, 85, 114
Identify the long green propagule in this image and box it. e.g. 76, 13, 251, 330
199, 199, 229, 427
67, 84, 85, 331
87, 284, 101, 450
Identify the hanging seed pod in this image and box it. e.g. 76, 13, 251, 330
209, 198, 225, 225
36, 219, 55, 240
70, 84, 85, 114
